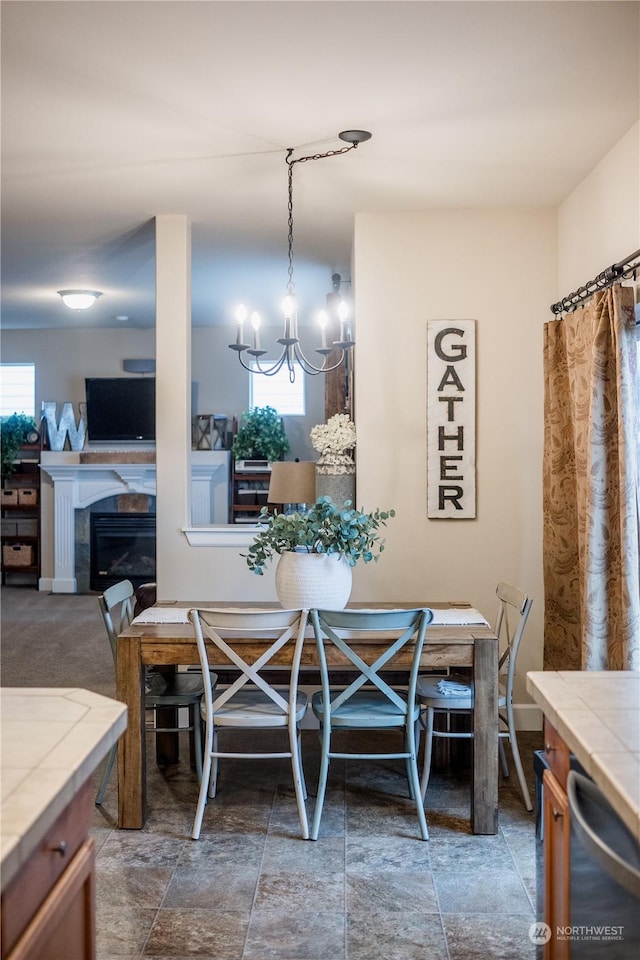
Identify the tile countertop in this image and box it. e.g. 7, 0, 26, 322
0, 688, 127, 891
526, 671, 640, 841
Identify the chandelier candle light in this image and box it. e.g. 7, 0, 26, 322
229, 130, 372, 381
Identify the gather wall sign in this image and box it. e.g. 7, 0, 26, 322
426, 320, 476, 519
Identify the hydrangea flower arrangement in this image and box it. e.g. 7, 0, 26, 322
310, 413, 356, 465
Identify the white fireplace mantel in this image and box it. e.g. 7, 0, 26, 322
40, 450, 229, 593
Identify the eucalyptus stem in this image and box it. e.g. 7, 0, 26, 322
243, 496, 395, 575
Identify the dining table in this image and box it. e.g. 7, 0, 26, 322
115, 600, 499, 834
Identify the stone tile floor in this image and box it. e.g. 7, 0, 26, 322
92, 728, 543, 959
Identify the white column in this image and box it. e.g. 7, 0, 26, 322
155, 215, 191, 597
51, 478, 77, 593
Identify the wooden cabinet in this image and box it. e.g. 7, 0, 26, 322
229, 460, 273, 523
542, 718, 572, 960
1, 781, 95, 960
543, 768, 570, 959
1, 444, 41, 585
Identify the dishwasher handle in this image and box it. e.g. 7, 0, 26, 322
567, 770, 640, 900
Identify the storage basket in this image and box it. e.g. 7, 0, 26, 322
18, 488, 38, 506
1, 490, 19, 505
3, 544, 34, 567
1, 520, 18, 536
16, 519, 37, 537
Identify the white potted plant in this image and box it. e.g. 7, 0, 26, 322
243, 496, 395, 608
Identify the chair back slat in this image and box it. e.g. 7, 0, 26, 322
99, 578, 134, 662
494, 582, 533, 696
189, 607, 309, 717
311, 608, 433, 719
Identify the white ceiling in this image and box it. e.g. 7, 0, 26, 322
1, 0, 638, 331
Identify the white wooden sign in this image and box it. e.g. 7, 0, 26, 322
426, 320, 476, 518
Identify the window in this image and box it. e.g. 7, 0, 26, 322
249, 362, 305, 416
636, 306, 640, 477
0, 363, 35, 418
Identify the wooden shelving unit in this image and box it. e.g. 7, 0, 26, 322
1, 443, 41, 585
229, 460, 273, 524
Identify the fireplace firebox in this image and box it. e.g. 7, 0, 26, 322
90, 513, 156, 591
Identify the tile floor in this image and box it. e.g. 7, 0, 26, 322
91, 727, 543, 959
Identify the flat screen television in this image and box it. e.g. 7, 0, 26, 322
85, 377, 155, 442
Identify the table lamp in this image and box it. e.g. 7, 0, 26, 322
268, 461, 317, 512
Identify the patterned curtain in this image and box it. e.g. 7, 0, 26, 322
543, 285, 639, 670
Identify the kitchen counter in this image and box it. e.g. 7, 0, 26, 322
526, 670, 640, 840
0, 688, 127, 891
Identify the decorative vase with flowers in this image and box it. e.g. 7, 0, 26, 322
310, 413, 356, 506
243, 495, 395, 609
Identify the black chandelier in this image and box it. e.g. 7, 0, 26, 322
229, 130, 372, 380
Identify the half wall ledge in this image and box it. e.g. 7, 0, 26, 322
182, 526, 258, 548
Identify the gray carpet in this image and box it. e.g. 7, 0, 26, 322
0, 585, 115, 696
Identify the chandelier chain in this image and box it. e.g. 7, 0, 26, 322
285, 143, 359, 295
230, 130, 369, 381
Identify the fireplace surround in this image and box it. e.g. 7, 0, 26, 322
40, 450, 229, 592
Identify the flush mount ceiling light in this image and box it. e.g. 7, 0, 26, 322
229, 130, 372, 381
57, 289, 103, 310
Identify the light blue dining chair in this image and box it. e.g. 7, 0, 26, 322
188, 607, 310, 840
309, 607, 433, 841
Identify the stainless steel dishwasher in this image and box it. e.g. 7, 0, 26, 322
567, 770, 640, 959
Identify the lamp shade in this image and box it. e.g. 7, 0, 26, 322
268, 461, 317, 505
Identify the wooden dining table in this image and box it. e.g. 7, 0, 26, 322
115, 600, 499, 834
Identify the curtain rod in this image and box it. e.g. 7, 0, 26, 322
550, 248, 640, 315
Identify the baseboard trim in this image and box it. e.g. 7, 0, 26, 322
513, 703, 542, 731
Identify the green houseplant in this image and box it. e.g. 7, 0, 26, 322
232, 406, 289, 462
244, 497, 395, 609
245, 496, 395, 574
1, 413, 37, 481
244, 496, 395, 609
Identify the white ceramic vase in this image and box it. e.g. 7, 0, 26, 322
275, 551, 353, 609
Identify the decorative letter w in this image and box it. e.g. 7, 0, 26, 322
42, 402, 86, 451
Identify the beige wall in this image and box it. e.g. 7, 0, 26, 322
352, 208, 554, 718
558, 121, 640, 293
